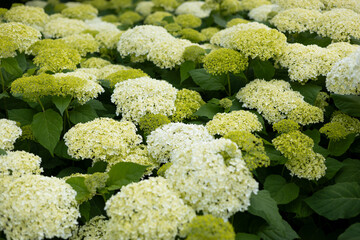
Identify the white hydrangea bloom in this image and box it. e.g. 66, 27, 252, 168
61, 70, 98, 82
175, 1, 212, 18
105, 177, 196, 240
64, 118, 142, 161
248, 4, 280, 22
42, 17, 87, 38
0, 175, 80, 240
62, 33, 100, 56
26, 0, 48, 8
135, 1, 155, 16
165, 139, 259, 219
0, 119, 22, 151
111, 77, 178, 123
326, 47, 360, 95
95, 29, 123, 49
84, 17, 119, 32
70, 216, 108, 240
146, 122, 214, 163
0, 151, 42, 177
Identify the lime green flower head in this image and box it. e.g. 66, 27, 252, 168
118, 11, 143, 25
3, 5, 49, 31
239, 0, 271, 11
101, 14, 118, 22
314, 92, 329, 111
226, 18, 250, 28
201, 27, 220, 41
0, 35, 18, 59
19, 125, 35, 141
62, 33, 100, 57
0, 8, 8, 20
110, 0, 133, 10
95, 29, 123, 49
28, 39, 69, 56
224, 130, 270, 170
80, 57, 111, 69
171, 89, 205, 122
179, 28, 206, 43
272, 0, 324, 10
204, 48, 248, 75
164, 22, 182, 36
144, 11, 173, 26
139, 113, 171, 136
219, 98, 233, 109
220, 0, 241, 15
175, 14, 202, 28
61, 4, 98, 20
33, 48, 81, 73
181, 215, 235, 240
104, 69, 149, 87
183, 45, 206, 63
287, 103, 324, 125
273, 119, 300, 134
70, 216, 108, 240
153, 0, 180, 11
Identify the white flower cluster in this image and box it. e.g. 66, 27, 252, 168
236, 79, 324, 125
84, 17, 119, 32
0, 151, 42, 177
111, 77, 178, 123
175, 1, 212, 18
105, 177, 196, 240
248, 4, 281, 22
0, 119, 22, 151
42, 17, 87, 38
326, 47, 360, 95
64, 118, 142, 162
70, 216, 108, 240
62, 33, 100, 56
165, 139, 259, 219
146, 122, 214, 163
0, 175, 79, 240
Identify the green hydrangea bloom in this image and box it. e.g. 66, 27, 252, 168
0, 35, 18, 59
226, 18, 250, 28
220, 0, 242, 15
183, 45, 206, 63
175, 14, 202, 28
33, 47, 81, 73
273, 119, 300, 134
144, 11, 172, 26
61, 4, 98, 20
139, 113, 171, 136
62, 33, 100, 57
101, 14, 118, 22
224, 131, 270, 170
80, 57, 111, 69
19, 125, 35, 141
239, 0, 271, 11
201, 27, 220, 41
153, 0, 180, 11
88, 0, 112, 11
118, 11, 143, 25
171, 89, 205, 122
204, 48, 248, 75
110, 0, 133, 10
314, 92, 329, 111
104, 69, 149, 87
28, 38, 69, 56
219, 98, 233, 109
164, 22, 182, 36
287, 103, 324, 125
179, 28, 206, 43
181, 215, 235, 240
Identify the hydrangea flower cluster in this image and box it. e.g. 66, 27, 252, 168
0, 175, 80, 240
239, 0, 271, 11
147, 122, 214, 163
236, 79, 324, 125
171, 89, 205, 122
271, 0, 324, 10
104, 69, 148, 87
80, 57, 111, 69
62, 33, 100, 56
61, 4, 98, 20
42, 17, 87, 38
206, 110, 263, 136
64, 118, 142, 161
95, 29, 123, 49
319, 112, 360, 141
139, 113, 171, 136
0, 35, 17, 58
70, 216, 108, 240
0, 151, 42, 177
0, 119, 22, 151
105, 177, 196, 240
166, 139, 259, 219
28, 38, 69, 55
248, 4, 280, 22
111, 77, 178, 123
175, 1, 212, 18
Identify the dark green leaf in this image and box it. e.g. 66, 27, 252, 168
79, 201, 91, 222
194, 102, 222, 119
69, 104, 98, 124
265, 145, 288, 165
305, 182, 360, 220
285, 195, 313, 218
236, 233, 261, 240
331, 94, 360, 117
66, 177, 93, 203
31, 109, 63, 155
335, 159, 360, 184
180, 61, 196, 83
106, 162, 148, 191
264, 175, 299, 204
304, 129, 320, 144
313, 144, 329, 157
57, 167, 85, 178
88, 161, 107, 174
0, 92, 9, 99
338, 223, 360, 240
0, 149, 6, 155
52, 95, 72, 115
328, 134, 356, 156
87, 99, 107, 111
162, 15, 174, 23
257, 219, 299, 240
189, 68, 226, 91
212, 14, 227, 27
290, 82, 322, 105
1, 57, 23, 77
54, 140, 77, 160
15, 53, 27, 72
250, 58, 275, 80
8, 108, 35, 125
324, 157, 343, 180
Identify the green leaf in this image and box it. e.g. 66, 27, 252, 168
338, 223, 360, 240
236, 233, 261, 240
87, 99, 107, 111
290, 82, 322, 105
0, 92, 9, 99
212, 13, 227, 27
324, 157, 343, 180
248, 190, 285, 232
335, 159, 360, 184
16, 53, 27, 72
250, 58, 275, 80
52, 95, 72, 115
8, 108, 35, 125
180, 61, 196, 83
331, 94, 360, 117
328, 134, 356, 156
285, 195, 313, 218
0, 149, 6, 155
87, 161, 107, 174
106, 162, 148, 191
194, 102, 222, 119
264, 175, 299, 204
54, 140, 76, 160
303, 129, 320, 144
57, 167, 85, 178
69, 104, 98, 124
264, 145, 288, 165
305, 182, 360, 220
0, 56, 23, 77
31, 109, 63, 155
162, 15, 175, 23
189, 68, 226, 91
79, 201, 91, 222
66, 177, 93, 203
257, 219, 299, 240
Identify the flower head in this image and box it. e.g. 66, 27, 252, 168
61, 4, 98, 20
28, 38, 69, 56
153, 0, 180, 11
0, 151, 42, 177
144, 11, 173, 26
273, 119, 300, 134
175, 1, 211, 18
226, 18, 250, 28
0, 35, 17, 59
62, 33, 100, 56
239, 0, 271, 11
179, 28, 206, 43
135, 1, 155, 16
43, 17, 87, 38
201, 27, 220, 41
272, 0, 324, 10
118, 11, 143, 25
70, 216, 108, 240
139, 113, 171, 136
171, 89, 205, 122
0, 119, 22, 151
175, 14, 202, 28
80, 57, 111, 69
104, 69, 149, 87
95, 29, 123, 49
249, 4, 280, 22
204, 48, 248, 75
183, 45, 206, 62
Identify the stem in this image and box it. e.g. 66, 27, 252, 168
227, 73, 231, 96
37, 97, 45, 112
0, 70, 8, 118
